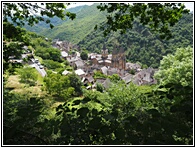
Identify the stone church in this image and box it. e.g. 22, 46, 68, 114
111, 46, 126, 70
91, 44, 126, 70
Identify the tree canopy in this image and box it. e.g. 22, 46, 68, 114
155, 46, 193, 87
96, 3, 190, 39
3, 2, 193, 145
3, 3, 76, 28
3, 3, 76, 72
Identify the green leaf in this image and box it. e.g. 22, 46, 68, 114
56, 111, 63, 116
147, 109, 160, 117
100, 125, 111, 135
73, 100, 81, 105
77, 107, 89, 117
53, 126, 58, 134
89, 117, 102, 129
81, 97, 91, 104
115, 128, 125, 139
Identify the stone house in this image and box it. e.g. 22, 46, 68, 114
132, 68, 157, 85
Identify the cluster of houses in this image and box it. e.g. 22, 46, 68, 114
7, 39, 158, 90
53, 39, 157, 89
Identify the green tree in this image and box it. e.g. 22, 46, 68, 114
35, 46, 61, 62
155, 46, 193, 87
3, 3, 76, 72
96, 3, 190, 39
3, 3, 76, 28
17, 67, 38, 86
42, 60, 63, 70
3, 86, 47, 144
142, 64, 148, 69
80, 51, 88, 60
3, 22, 31, 72
43, 72, 74, 99
108, 74, 121, 83
96, 83, 104, 92
68, 73, 83, 96
93, 71, 107, 79
152, 46, 193, 144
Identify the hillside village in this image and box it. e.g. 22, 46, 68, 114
9, 39, 158, 89
52, 39, 157, 89
3, 3, 193, 145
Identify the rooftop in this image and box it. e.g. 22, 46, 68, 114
75, 69, 85, 76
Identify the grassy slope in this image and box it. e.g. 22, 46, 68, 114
24, 4, 106, 44
41, 4, 106, 44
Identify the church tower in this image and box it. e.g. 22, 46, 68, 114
111, 46, 118, 68
111, 46, 126, 70
101, 44, 108, 60
118, 47, 126, 70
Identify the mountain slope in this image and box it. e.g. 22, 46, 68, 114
78, 13, 193, 68
25, 4, 106, 44
24, 5, 193, 68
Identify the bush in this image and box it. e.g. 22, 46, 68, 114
42, 60, 63, 70
96, 83, 104, 92
80, 51, 88, 60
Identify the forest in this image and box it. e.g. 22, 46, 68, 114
24, 4, 193, 68
3, 3, 193, 145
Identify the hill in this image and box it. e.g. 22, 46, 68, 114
78, 13, 193, 68
25, 4, 106, 44
24, 4, 193, 68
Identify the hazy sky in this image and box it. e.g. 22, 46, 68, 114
67, 2, 194, 12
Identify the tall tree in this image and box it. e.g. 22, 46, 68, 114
3, 3, 76, 72
17, 67, 38, 86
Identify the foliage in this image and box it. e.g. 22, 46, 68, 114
42, 60, 63, 70
93, 71, 107, 79
78, 13, 192, 68
3, 87, 48, 144
30, 35, 62, 62
108, 74, 121, 83
3, 22, 31, 71
50, 76, 193, 144
43, 72, 75, 99
80, 50, 88, 60
96, 83, 104, 92
17, 67, 38, 86
3, 3, 75, 72
96, 3, 190, 39
24, 4, 105, 44
3, 3, 76, 28
155, 46, 193, 87
35, 46, 62, 62
151, 47, 193, 144
67, 73, 83, 96
31, 37, 51, 48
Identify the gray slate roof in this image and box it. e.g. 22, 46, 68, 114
75, 60, 84, 68
122, 74, 133, 84
101, 66, 108, 75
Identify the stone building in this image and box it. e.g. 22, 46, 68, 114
90, 44, 126, 70
111, 46, 126, 70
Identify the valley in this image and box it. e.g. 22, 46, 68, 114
3, 3, 193, 145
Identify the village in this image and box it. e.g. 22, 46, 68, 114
52, 39, 157, 89
8, 39, 157, 90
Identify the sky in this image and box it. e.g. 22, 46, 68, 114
67, 2, 194, 12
